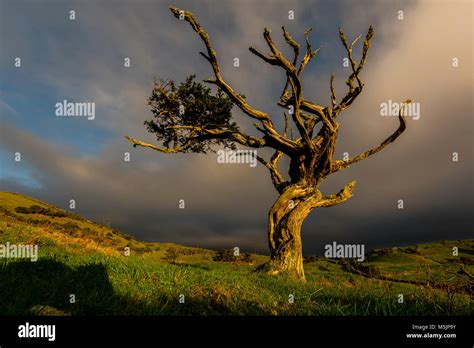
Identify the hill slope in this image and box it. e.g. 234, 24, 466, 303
0, 192, 472, 315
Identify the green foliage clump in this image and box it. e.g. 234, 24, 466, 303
145, 75, 237, 154
241, 252, 253, 263
164, 247, 179, 262
213, 249, 237, 262
15, 205, 83, 221
181, 248, 202, 256
213, 249, 254, 263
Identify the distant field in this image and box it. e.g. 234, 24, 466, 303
0, 191, 472, 315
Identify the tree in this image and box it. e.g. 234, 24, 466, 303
126, 6, 409, 280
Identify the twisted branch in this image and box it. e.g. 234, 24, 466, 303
169, 6, 297, 155
333, 100, 410, 172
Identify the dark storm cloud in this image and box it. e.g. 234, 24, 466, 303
0, 0, 472, 254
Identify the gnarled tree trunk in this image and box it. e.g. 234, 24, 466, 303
264, 184, 321, 280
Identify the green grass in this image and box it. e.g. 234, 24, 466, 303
0, 192, 472, 316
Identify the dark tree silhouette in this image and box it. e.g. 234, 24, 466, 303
126, 6, 409, 280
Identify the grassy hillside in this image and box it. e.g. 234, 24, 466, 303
0, 192, 472, 316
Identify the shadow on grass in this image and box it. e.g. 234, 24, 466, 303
1, 258, 470, 316
0, 258, 119, 315
0, 258, 271, 315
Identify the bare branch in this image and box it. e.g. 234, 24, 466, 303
282, 26, 300, 66
169, 7, 268, 121
125, 135, 189, 153
253, 27, 314, 150
125, 125, 267, 154
330, 74, 337, 109
287, 78, 313, 149
333, 100, 409, 172
198, 51, 211, 64
169, 6, 298, 155
250, 25, 330, 147
253, 122, 266, 135
283, 112, 289, 137
298, 28, 321, 76
249, 46, 279, 66
262, 28, 295, 72
334, 26, 374, 114
317, 180, 356, 207
297, 100, 337, 135
256, 152, 289, 193
279, 27, 301, 104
